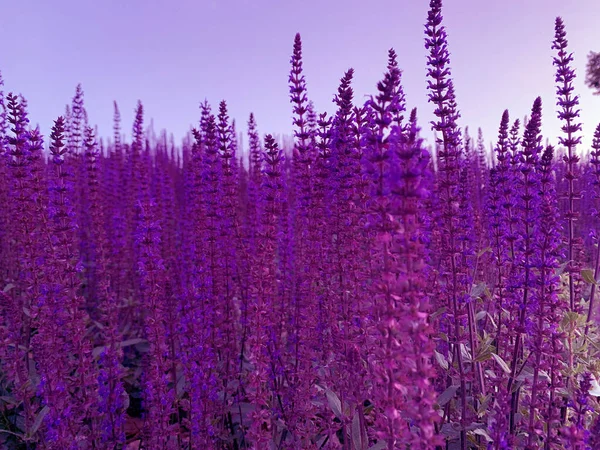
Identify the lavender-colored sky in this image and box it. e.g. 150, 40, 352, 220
1, 0, 599, 155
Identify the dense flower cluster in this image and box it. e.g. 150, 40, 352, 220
1, 1, 600, 449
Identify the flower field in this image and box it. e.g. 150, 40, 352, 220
1, 0, 600, 448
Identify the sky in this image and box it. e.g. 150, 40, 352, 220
1, 0, 599, 157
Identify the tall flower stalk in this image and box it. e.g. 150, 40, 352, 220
587, 123, 600, 331
553, 17, 583, 314
526, 145, 564, 447
506, 97, 544, 436
425, 1, 472, 446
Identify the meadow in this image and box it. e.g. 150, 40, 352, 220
1, 0, 600, 449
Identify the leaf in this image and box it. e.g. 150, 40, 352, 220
28, 358, 40, 388
472, 428, 493, 442
93, 338, 147, 357
556, 261, 569, 276
125, 440, 141, 450
582, 269, 597, 285
589, 375, 600, 397
0, 395, 19, 407
28, 405, 49, 437
474, 334, 494, 363
316, 434, 329, 448
119, 338, 147, 348
518, 367, 548, 385
492, 353, 510, 374
135, 340, 150, 353
176, 372, 186, 398
465, 422, 485, 431
434, 350, 449, 370
460, 344, 472, 363
440, 422, 461, 438
476, 394, 491, 416
561, 311, 581, 333
121, 390, 130, 411
430, 307, 447, 320
470, 282, 487, 299
437, 385, 459, 406
352, 410, 365, 450
474, 343, 493, 363
326, 389, 343, 419
477, 247, 492, 257
368, 442, 387, 450
343, 400, 355, 418
483, 311, 497, 329
229, 402, 255, 423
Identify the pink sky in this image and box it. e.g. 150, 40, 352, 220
1, 0, 599, 154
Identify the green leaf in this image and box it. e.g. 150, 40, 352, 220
316, 434, 329, 448
476, 394, 491, 416
470, 282, 487, 299
434, 350, 449, 370
352, 410, 365, 450
561, 311, 581, 333
483, 311, 497, 329
440, 422, 461, 438
431, 307, 447, 320
437, 385, 459, 406
492, 353, 510, 374
477, 247, 492, 257
475, 334, 494, 363
460, 344, 472, 363
582, 269, 597, 285
176, 372, 186, 398
0, 395, 19, 407
135, 340, 150, 353
119, 338, 147, 348
368, 443, 387, 450
556, 261, 569, 276
326, 389, 343, 419
28, 405, 49, 437
472, 428, 493, 442
93, 338, 147, 357
474, 344, 493, 363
